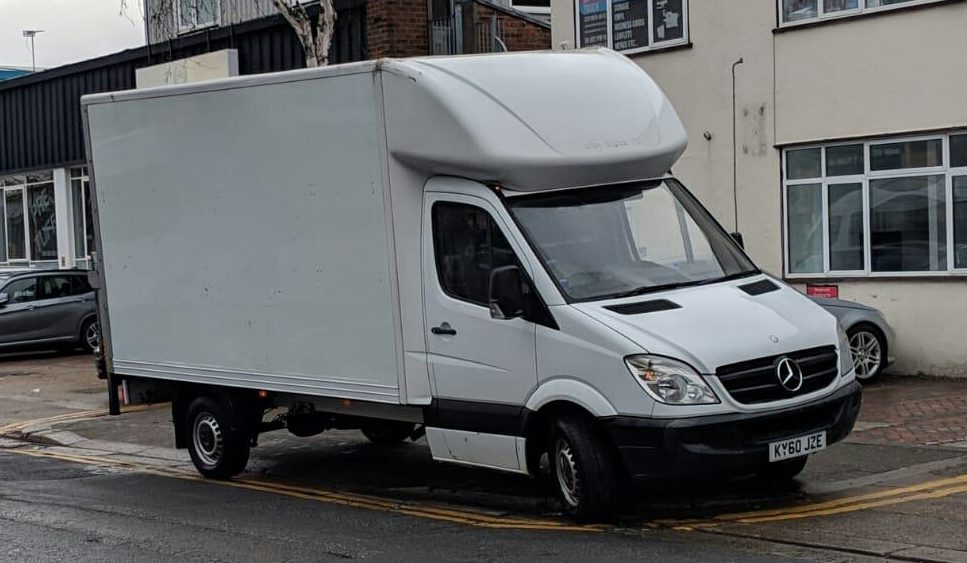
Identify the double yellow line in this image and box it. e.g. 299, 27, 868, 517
0, 409, 106, 436
0, 404, 160, 437
5, 408, 967, 532
656, 472, 967, 529
4, 446, 601, 533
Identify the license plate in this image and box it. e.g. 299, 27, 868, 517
769, 431, 826, 462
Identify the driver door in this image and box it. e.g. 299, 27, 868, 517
422, 194, 538, 472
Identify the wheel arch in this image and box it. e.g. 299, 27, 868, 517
76, 312, 97, 338
172, 383, 262, 449
520, 379, 620, 477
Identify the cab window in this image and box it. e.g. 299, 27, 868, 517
432, 202, 518, 306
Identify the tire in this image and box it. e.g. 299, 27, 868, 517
547, 415, 621, 522
79, 318, 100, 353
185, 396, 250, 479
757, 456, 808, 482
360, 422, 415, 446
848, 323, 886, 383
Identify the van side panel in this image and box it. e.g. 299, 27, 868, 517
87, 72, 402, 403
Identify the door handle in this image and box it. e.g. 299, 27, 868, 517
430, 323, 456, 336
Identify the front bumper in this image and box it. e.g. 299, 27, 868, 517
601, 381, 862, 481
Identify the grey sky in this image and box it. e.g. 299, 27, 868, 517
1, 0, 145, 70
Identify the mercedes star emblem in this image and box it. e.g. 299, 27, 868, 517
775, 357, 804, 392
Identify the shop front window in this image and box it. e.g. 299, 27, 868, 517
1, 170, 58, 265
28, 182, 58, 262
5, 189, 25, 261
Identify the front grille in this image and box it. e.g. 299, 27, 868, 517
715, 346, 838, 405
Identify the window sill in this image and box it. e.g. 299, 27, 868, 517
619, 41, 692, 58
774, 0, 965, 34
784, 273, 967, 283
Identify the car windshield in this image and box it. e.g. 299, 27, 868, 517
506, 179, 759, 302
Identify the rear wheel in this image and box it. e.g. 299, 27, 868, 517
185, 396, 250, 478
757, 456, 808, 482
548, 415, 621, 521
79, 318, 99, 353
361, 422, 415, 445
848, 324, 886, 383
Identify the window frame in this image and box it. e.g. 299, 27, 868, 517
783, 132, 967, 279
176, 0, 220, 34
70, 166, 93, 265
2, 185, 29, 264
777, 0, 950, 28
26, 180, 58, 264
573, 0, 689, 55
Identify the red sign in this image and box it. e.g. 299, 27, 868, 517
806, 284, 839, 299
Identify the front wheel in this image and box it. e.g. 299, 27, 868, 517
548, 416, 621, 521
185, 396, 250, 479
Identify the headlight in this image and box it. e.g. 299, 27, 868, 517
625, 355, 719, 405
838, 324, 853, 377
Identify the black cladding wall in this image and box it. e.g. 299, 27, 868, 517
0, 5, 366, 176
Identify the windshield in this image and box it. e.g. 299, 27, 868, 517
506, 179, 758, 302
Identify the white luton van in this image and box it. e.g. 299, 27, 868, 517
83, 49, 861, 519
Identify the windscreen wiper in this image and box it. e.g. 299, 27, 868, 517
609, 270, 761, 300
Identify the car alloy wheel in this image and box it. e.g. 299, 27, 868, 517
849, 329, 882, 381
84, 321, 100, 351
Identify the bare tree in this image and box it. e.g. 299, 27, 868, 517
125, 0, 336, 68
271, 0, 337, 67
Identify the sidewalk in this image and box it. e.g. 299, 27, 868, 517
848, 377, 967, 448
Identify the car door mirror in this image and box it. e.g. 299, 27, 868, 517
0, 292, 8, 307
731, 232, 745, 249
488, 265, 525, 320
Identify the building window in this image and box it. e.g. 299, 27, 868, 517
28, 181, 57, 261
70, 167, 95, 263
783, 133, 967, 277
178, 0, 219, 32
4, 189, 25, 261
779, 0, 947, 27
575, 0, 688, 54
1, 171, 57, 265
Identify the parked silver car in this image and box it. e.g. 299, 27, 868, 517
811, 296, 896, 383
0, 269, 99, 353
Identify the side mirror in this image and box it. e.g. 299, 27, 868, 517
488, 265, 525, 320
0, 292, 8, 307
731, 232, 745, 249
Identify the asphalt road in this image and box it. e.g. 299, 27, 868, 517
0, 450, 810, 563
5, 355, 967, 562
